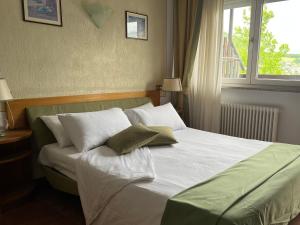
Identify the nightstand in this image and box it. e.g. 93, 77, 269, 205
0, 130, 34, 209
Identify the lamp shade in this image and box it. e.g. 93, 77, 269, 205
0, 78, 13, 101
162, 78, 183, 92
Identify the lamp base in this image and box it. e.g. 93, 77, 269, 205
0, 130, 6, 137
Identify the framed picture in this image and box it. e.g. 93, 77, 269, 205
125, 11, 148, 40
22, 0, 63, 26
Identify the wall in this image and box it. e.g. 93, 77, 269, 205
0, 0, 166, 99
222, 88, 300, 145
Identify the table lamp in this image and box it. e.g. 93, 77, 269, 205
162, 78, 183, 92
0, 78, 13, 136
162, 78, 183, 113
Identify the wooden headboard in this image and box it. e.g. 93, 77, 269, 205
7, 90, 160, 130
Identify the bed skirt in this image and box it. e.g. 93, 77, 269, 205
42, 166, 79, 196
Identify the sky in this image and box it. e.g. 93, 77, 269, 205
224, 0, 300, 54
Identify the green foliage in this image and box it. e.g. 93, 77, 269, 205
287, 54, 300, 64
232, 7, 290, 75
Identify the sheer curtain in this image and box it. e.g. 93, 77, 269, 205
189, 0, 224, 133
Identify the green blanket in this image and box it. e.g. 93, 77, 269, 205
161, 143, 300, 225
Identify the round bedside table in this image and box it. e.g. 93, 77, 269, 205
0, 130, 34, 209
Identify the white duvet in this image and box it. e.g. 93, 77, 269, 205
40, 128, 271, 225
76, 146, 155, 225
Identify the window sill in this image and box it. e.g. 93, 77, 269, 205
222, 84, 300, 93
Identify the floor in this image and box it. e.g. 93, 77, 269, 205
0, 181, 85, 225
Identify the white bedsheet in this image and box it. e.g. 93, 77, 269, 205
39, 128, 271, 225
92, 128, 271, 225
76, 146, 155, 225
39, 144, 81, 180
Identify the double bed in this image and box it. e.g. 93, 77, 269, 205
6, 90, 300, 225
39, 128, 271, 225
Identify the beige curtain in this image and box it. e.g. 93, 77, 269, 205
173, 0, 202, 89
189, 0, 224, 133
172, 0, 202, 122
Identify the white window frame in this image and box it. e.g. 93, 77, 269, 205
223, 0, 300, 87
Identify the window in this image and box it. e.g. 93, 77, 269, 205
223, 6, 251, 80
222, 0, 300, 86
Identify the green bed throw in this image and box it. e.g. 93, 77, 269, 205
161, 143, 300, 225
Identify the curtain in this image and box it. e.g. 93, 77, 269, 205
173, 0, 202, 89
172, 0, 202, 122
189, 0, 224, 133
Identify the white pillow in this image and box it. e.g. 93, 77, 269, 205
127, 103, 186, 130
58, 108, 131, 152
136, 102, 154, 109
125, 102, 154, 124
40, 115, 73, 148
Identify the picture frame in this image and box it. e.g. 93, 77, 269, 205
125, 11, 148, 40
22, 0, 63, 27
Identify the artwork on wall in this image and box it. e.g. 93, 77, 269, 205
22, 0, 63, 26
125, 11, 148, 40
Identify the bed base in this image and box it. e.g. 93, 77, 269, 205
42, 166, 79, 196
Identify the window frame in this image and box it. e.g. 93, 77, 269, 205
223, 0, 300, 88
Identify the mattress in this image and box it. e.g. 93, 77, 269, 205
39, 144, 81, 181
39, 127, 271, 225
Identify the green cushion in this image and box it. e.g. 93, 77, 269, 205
26, 97, 152, 151
107, 124, 159, 155
147, 126, 178, 146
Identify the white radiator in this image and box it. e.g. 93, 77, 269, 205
220, 103, 279, 142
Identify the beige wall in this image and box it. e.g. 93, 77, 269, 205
0, 0, 166, 99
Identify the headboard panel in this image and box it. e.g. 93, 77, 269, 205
27, 97, 154, 151
7, 90, 160, 130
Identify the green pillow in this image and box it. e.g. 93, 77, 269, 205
147, 126, 178, 146
107, 124, 159, 155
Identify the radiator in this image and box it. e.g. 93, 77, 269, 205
220, 103, 279, 142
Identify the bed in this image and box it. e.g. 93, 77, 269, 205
38, 128, 272, 225
6, 90, 300, 225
